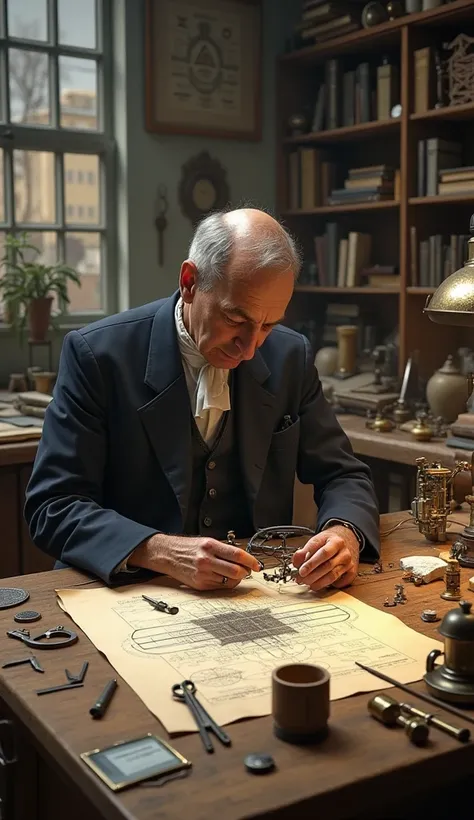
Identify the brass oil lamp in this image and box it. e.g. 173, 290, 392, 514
424, 601, 474, 704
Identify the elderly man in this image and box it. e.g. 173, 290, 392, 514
25, 207, 379, 590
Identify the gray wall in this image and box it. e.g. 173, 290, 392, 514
0, 0, 297, 383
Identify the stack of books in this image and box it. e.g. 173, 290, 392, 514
438, 166, 474, 197
328, 164, 397, 205
294, 0, 364, 44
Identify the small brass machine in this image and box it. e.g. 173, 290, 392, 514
411, 457, 471, 542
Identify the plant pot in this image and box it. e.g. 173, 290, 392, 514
28, 297, 53, 342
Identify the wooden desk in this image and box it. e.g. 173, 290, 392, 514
338, 414, 474, 513
0, 511, 473, 820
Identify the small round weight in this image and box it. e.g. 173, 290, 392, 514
0, 588, 29, 610
244, 753, 275, 774
421, 609, 439, 623
14, 610, 41, 623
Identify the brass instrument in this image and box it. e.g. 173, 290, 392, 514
411, 457, 471, 542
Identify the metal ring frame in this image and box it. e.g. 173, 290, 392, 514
246, 526, 315, 584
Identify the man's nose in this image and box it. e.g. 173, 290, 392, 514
236, 328, 262, 360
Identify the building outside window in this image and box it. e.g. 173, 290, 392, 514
0, 0, 115, 319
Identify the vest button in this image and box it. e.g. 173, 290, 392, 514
203, 516, 212, 527
208, 488, 217, 498
207, 460, 216, 470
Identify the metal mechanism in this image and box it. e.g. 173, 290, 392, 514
410, 457, 470, 542
367, 693, 430, 746
399, 702, 470, 743
7, 625, 78, 650
246, 526, 315, 585
172, 680, 232, 754
421, 609, 440, 623
355, 660, 474, 725
440, 558, 462, 601
384, 584, 407, 607
451, 492, 474, 569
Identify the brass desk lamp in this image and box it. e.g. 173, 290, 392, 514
424, 213, 474, 568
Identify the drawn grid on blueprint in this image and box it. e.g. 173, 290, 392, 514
112, 591, 418, 705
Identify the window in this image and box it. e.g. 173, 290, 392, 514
0, 0, 115, 319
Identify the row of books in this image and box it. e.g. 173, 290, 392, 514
417, 138, 474, 197
410, 231, 471, 288
306, 56, 400, 134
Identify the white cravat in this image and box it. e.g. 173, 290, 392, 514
174, 298, 230, 442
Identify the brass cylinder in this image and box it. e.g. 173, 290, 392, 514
337, 325, 358, 376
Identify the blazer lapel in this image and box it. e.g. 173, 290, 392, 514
137, 293, 191, 525
236, 351, 276, 510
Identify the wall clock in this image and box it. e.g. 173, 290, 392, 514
178, 151, 230, 225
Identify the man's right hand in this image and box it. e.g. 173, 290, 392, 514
129, 533, 261, 591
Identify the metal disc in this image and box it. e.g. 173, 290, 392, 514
14, 610, 41, 623
244, 753, 275, 774
0, 588, 29, 610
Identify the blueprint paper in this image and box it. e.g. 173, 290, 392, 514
57, 576, 442, 734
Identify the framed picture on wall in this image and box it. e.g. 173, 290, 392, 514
145, 0, 262, 141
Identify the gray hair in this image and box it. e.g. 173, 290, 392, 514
187, 209, 301, 292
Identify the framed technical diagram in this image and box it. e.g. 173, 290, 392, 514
145, 0, 262, 140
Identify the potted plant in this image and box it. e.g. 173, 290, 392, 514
0, 232, 81, 341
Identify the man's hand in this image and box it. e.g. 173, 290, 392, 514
130, 533, 261, 591
292, 525, 359, 592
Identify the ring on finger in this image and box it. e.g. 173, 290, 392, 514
221, 576, 228, 585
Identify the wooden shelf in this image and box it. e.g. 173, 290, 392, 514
284, 119, 400, 146
279, 0, 474, 65
406, 287, 435, 295
283, 201, 399, 216
410, 102, 474, 122
294, 286, 399, 295
409, 195, 474, 206
278, 0, 474, 381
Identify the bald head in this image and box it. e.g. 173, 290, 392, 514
187, 207, 301, 292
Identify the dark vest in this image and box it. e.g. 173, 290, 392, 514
183, 398, 253, 540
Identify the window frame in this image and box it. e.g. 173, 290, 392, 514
0, 0, 116, 327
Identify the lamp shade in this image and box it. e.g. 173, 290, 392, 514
424, 215, 474, 327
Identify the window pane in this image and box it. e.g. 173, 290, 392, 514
58, 0, 96, 49
65, 232, 101, 311
64, 154, 99, 225
0, 151, 4, 222
0, 231, 6, 321
60, 58, 97, 130
9, 49, 50, 124
7, 0, 48, 41
14, 150, 56, 223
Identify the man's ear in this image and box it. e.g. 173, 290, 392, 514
179, 261, 198, 303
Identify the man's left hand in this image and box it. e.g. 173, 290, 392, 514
292, 525, 359, 591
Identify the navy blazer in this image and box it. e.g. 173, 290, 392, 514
24, 291, 380, 584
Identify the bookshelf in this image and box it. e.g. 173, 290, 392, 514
277, 0, 474, 380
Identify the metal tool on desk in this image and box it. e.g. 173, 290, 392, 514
172, 680, 231, 753
36, 661, 89, 695
355, 661, 474, 726
142, 595, 179, 615
2, 656, 44, 673
7, 625, 78, 649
